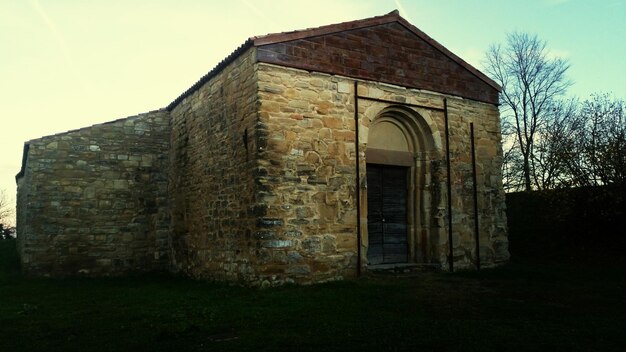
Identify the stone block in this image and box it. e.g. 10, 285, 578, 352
284, 230, 302, 237
257, 218, 284, 228
337, 81, 352, 93
302, 237, 322, 254
286, 265, 311, 275
288, 100, 309, 110
322, 116, 344, 129
113, 180, 128, 189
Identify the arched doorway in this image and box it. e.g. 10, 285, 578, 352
364, 106, 437, 266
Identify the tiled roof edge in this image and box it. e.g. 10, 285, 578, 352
394, 16, 501, 92
165, 12, 401, 112
165, 9, 500, 111
251, 10, 400, 45
166, 39, 254, 111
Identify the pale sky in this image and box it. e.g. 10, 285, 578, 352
1, 0, 625, 225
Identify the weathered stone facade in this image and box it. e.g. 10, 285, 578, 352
254, 63, 509, 281
16, 11, 509, 284
168, 48, 260, 282
17, 110, 170, 276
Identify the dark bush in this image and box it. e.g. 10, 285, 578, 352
506, 185, 626, 262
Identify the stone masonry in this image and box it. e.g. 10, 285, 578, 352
255, 63, 509, 282
168, 48, 260, 282
16, 11, 509, 285
17, 110, 170, 276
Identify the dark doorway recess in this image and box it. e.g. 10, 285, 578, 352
366, 164, 408, 265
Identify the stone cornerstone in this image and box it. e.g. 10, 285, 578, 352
16, 11, 509, 285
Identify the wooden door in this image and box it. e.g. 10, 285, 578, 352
366, 164, 408, 265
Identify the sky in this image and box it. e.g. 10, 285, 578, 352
1, 0, 625, 225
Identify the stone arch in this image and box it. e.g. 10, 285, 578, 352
363, 105, 441, 266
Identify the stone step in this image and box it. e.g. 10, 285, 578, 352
366, 263, 442, 277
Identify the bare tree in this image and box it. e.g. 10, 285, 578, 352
563, 94, 625, 187
484, 32, 572, 191
0, 189, 15, 238
533, 98, 579, 189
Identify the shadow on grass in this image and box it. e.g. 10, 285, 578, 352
1, 238, 625, 351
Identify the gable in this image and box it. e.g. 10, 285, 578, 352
255, 21, 499, 104
167, 11, 500, 111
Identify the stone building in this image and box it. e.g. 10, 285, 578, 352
16, 11, 509, 285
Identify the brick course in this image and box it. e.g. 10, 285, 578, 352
257, 22, 498, 104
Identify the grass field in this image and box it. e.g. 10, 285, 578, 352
1, 239, 625, 351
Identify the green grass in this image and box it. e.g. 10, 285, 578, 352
1, 239, 625, 351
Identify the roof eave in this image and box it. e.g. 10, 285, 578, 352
252, 10, 500, 93
166, 39, 255, 111
394, 16, 501, 92
166, 9, 501, 111
252, 10, 401, 46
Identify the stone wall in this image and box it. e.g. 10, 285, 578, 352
255, 64, 360, 285
16, 110, 170, 276
15, 52, 508, 283
168, 48, 261, 283
357, 81, 509, 269
444, 98, 510, 267
255, 63, 508, 281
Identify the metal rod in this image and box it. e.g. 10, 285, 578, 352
444, 98, 453, 272
356, 95, 446, 112
354, 81, 362, 277
470, 122, 480, 270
